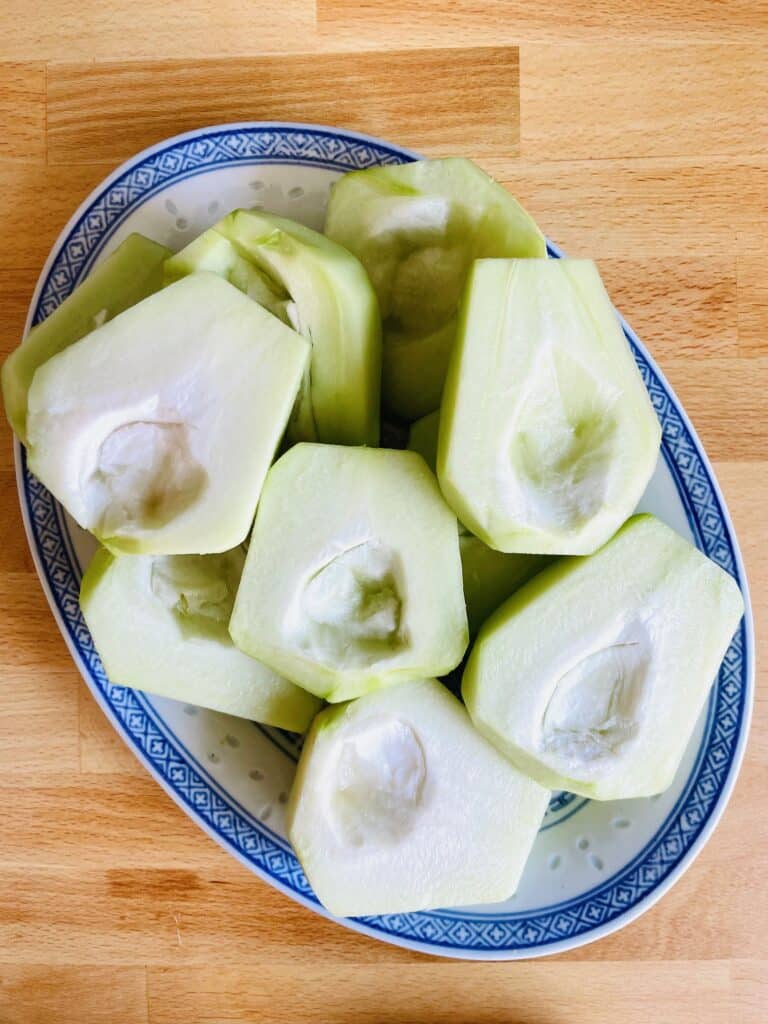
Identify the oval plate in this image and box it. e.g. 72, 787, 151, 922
16, 123, 754, 960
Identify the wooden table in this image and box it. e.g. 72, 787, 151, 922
0, 3, 765, 1021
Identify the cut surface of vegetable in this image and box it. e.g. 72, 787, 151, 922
462, 514, 745, 800
408, 411, 549, 634
3, 233, 170, 443
459, 535, 549, 637
325, 157, 546, 420
26, 272, 309, 555
288, 678, 550, 916
167, 209, 381, 446
230, 444, 468, 702
164, 227, 290, 319
438, 259, 662, 555
80, 547, 321, 730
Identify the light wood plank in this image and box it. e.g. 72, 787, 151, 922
78, 679, 145, 775
0, 863, 380, 966
0, 573, 78, 667
0, 163, 112, 270
0, 967, 148, 1024
659, 358, 768, 459
715, 463, 768, 678
4, 864, 763, 973
521, 44, 768, 161
318, 0, 768, 47
0, 666, 80, 776
0, 63, 45, 162
0, 269, 38, 354
0, 572, 80, 774
145, 961, 738, 1024
498, 158, 768, 257
0, 774, 221, 869
0, 467, 35, 574
0, 1, 314, 62
598, 257, 738, 360
733, 960, 768, 1021
46, 49, 519, 167
737, 257, 768, 356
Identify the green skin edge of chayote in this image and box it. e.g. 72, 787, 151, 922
228, 445, 469, 703
79, 546, 113, 607
461, 520, 635, 799
165, 210, 382, 447
285, 700, 347, 853
462, 517, 657, 667
436, 259, 662, 556
2, 233, 171, 444
229, 631, 468, 705
461, 513, 745, 798
80, 546, 323, 732
324, 158, 547, 422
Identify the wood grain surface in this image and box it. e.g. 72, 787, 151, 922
0, 3, 765, 1021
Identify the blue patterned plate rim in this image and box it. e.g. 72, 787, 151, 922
14, 122, 755, 960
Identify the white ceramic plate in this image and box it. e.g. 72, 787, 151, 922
15, 123, 754, 960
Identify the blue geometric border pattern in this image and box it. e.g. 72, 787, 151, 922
33, 126, 406, 325
21, 125, 749, 954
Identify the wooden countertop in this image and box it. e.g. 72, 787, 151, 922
0, 4, 765, 1021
